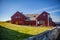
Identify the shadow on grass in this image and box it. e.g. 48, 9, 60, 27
0, 26, 33, 40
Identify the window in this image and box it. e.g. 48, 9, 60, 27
25, 17, 30, 20
37, 20, 43, 24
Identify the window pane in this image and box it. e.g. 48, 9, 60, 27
37, 20, 43, 24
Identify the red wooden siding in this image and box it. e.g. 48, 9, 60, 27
11, 11, 26, 25
24, 20, 36, 26
36, 11, 55, 26
11, 11, 56, 26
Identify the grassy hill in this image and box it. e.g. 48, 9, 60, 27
0, 22, 52, 40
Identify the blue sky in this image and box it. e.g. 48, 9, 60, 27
0, 0, 60, 22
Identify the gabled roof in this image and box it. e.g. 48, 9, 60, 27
11, 11, 25, 18
25, 14, 39, 20
25, 11, 50, 20
39, 11, 50, 15
11, 11, 50, 20
36, 11, 50, 19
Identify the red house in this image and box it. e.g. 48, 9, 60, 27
11, 11, 56, 26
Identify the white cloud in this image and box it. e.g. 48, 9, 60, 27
49, 10, 60, 22
33, 5, 59, 13
48, 10, 60, 13
32, 5, 60, 22
52, 16, 60, 22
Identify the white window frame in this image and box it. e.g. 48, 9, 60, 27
37, 20, 43, 24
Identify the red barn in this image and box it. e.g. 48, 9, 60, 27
11, 11, 56, 26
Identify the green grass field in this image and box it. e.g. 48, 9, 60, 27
0, 22, 52, 40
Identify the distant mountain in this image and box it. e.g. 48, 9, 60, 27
5, 20, 11, 22
55, 22, 60, 26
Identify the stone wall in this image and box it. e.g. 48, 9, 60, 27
24, 27, 60, 40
